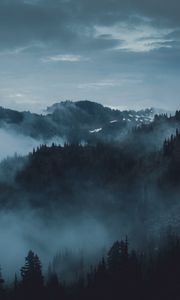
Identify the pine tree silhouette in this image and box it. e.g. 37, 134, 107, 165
20, 250, 44, 299
0, 267, 5, 300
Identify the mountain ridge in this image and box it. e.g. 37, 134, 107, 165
0, 100, 155, 140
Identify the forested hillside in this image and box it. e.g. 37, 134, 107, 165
0, 103, 179, 299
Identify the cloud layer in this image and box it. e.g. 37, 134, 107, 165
0, 0, 179, 111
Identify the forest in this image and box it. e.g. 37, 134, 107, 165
0, 230, 180, 300
0, 103, 180, 299
0, 0, 179, 296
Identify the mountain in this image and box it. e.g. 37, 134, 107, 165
0, 101, 155, 142
47, 100, 155, 127
0, 100, 180, 158
44, 101, 180, 153
0, 101, 180, 288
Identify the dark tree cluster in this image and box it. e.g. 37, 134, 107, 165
85, 234, 180, 300
1, 234, 180, 300
0, 134, 179, 212
16, 142, 138, 193
162, 129, 180, 184
163, 129, 180, 156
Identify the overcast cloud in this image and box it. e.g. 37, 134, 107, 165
0, 0, 179, 111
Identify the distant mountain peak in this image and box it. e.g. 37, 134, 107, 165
46, 100, 104, 114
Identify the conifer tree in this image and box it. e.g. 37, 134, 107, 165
0, 267, 5, 299
20, 250, 43, 297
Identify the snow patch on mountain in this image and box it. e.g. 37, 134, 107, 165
89, 128, 102, 134
110, 120, 118, 123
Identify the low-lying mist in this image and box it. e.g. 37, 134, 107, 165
0, 207, 113, 280
0, 109, 180, 283
0, 128, 64, 160
1, 190, 180, 282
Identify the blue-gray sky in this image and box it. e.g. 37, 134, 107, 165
0, 0, 180, 112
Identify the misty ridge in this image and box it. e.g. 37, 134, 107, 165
0, 100, 174, 158
0, 100, 180, 297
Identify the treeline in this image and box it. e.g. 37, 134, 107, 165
162, 129, 180, 184
0, 132, 180, 210
0, 232, 180, 299
15, 135, 178, 194
163, 129, 180, 156
130, 111, 180, 154
0, 125, 180, 217
135, 110, 180, 132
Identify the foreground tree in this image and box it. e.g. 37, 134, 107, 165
20, 250, 44, 299
0, 267, 5, 299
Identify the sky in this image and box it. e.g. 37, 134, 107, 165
0, 0, 180, 112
